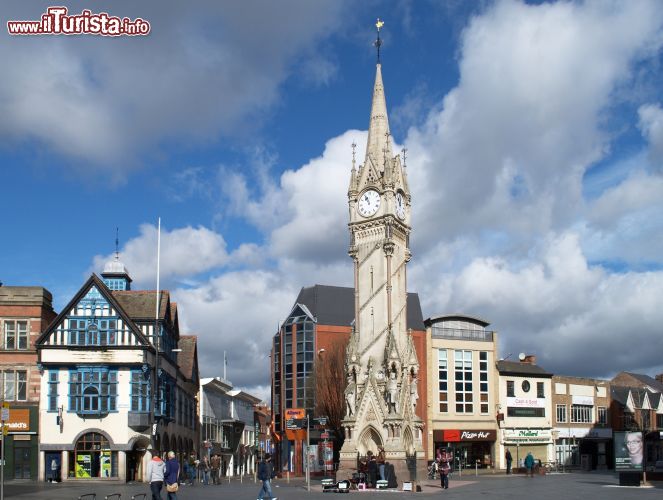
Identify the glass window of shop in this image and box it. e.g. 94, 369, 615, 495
68, 432, 117, 478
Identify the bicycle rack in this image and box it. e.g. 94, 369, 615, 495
105, 494, 121, 500
131, 494, 147, 500
78, 495, 96, 500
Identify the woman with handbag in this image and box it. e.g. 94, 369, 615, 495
164, 451, 180, 499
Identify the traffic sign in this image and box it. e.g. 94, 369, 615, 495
321, 432, 330, 439
0, 408, 8, 421
314, 417, 328, 426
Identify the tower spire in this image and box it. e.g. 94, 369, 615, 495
364, 20, 392, 174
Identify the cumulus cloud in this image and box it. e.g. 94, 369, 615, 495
1, 0, 346, 176
92, 224, 229, 285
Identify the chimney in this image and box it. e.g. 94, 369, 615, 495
522, 354, 537, 365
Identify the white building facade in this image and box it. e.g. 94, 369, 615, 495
497, 357, 554, 469
36, 260, 198, 482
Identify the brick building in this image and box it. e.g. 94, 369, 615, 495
0, 285, 57, 479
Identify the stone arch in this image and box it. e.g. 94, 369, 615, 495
402, 426, 415, 455
357, 425, 383, 456
72, 428, 114, 446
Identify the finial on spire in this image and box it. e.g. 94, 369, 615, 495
374, 18, 384, 63
115, 227, 119, 260
401, 147, 408, 168
351, 141, 357, 170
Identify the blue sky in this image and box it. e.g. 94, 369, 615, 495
3, 0, 663, 397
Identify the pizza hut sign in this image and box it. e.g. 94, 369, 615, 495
441, 429, 496, 442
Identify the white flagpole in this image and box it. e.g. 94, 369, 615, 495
155, 217, 161, 323
224, 350, 227, 380
152, 218, 161, 451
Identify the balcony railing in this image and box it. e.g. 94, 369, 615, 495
431, 326, 494, 342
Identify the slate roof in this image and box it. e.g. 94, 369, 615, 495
611, 386, 631, 406
292, 284, 425, 331
112, 290, 171, 320
496, 360, 553, 377
622, 372, 663, 393
178, 335, 198, 381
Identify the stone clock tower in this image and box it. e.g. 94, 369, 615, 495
338, 21, 425, 482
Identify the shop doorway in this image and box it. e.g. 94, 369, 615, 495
45, 452, 61, 482
126, 440, 148, 482
13, 443, 31, 479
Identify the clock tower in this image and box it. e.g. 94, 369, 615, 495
338, 20, 424, 482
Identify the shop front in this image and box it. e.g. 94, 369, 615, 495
502, 429, 553, 467
4, 406, 38, 480
554, 427, 612, 470
433, 429, 497, 469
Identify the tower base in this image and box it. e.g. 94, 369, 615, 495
336, 451, 427, 489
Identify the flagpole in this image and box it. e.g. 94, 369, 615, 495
224, 351, 227, 381
152, 218, 162, 455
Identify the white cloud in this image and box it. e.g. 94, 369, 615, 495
1, 0, 347, 175
92, 224, 229, 285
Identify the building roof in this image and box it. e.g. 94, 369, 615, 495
425, 314, 490, 328
611, 386, 631, 406
178, 335, 198, 382
0, 286, 53, 307
496, 360, 552, 377
112, 290, 171, 320
620, 372, 663, 393
292, 284, 425, 330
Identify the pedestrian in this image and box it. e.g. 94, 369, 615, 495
50, 457, 60, 483
257, 453, 277, 500
377, 447, 386, 481
164, 451, 179, 499
147, 452, 165, 500
439, 457, 450, 490
211, 453, 221, 485
367, 455, 378, 488
505, 449, 513, 475
198, 455, 210, 485
524, 452, 535, 478
187, 453, 197, 485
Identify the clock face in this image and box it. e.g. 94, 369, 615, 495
358, 189, 381, 217
395, 192, 406, 220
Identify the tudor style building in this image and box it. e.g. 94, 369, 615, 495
36, 255, 199, 482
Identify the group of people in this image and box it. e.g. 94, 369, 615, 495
147, 451, 226, 500
355, 448, 398, 489
504, 449, 537, 477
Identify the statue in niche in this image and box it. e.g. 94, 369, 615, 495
345, 370, 357, 417
386, 368, 398, 414
409, 371, 419, 415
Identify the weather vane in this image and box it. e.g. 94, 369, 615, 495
374, 18, 384, 63
402, 147, 408, 168
115, 227, 119, 260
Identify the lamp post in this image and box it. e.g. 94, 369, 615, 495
152, 218, 162, 456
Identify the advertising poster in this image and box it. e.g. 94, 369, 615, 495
101, 451, 112, 477
614, 431, 643, 471
76, 453, 92, 478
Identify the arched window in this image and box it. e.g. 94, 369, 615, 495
83, 386, 99, 412
69, 432, 117, 478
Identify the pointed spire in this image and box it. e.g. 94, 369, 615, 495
365, 62, 392, 172
349, 141, 358, 196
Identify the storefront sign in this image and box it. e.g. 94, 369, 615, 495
571, 395, 594, 406
507, 397, 545, 408
441, 429, 496, 442
6, 409, 30, 432
503, 429, 552, 442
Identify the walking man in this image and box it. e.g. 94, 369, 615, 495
257, 454, 277, 500
439, 457, 450, 490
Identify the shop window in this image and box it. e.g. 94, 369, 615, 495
69, 432, 117, 478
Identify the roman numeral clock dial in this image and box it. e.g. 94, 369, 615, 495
357, 189, 380, 217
